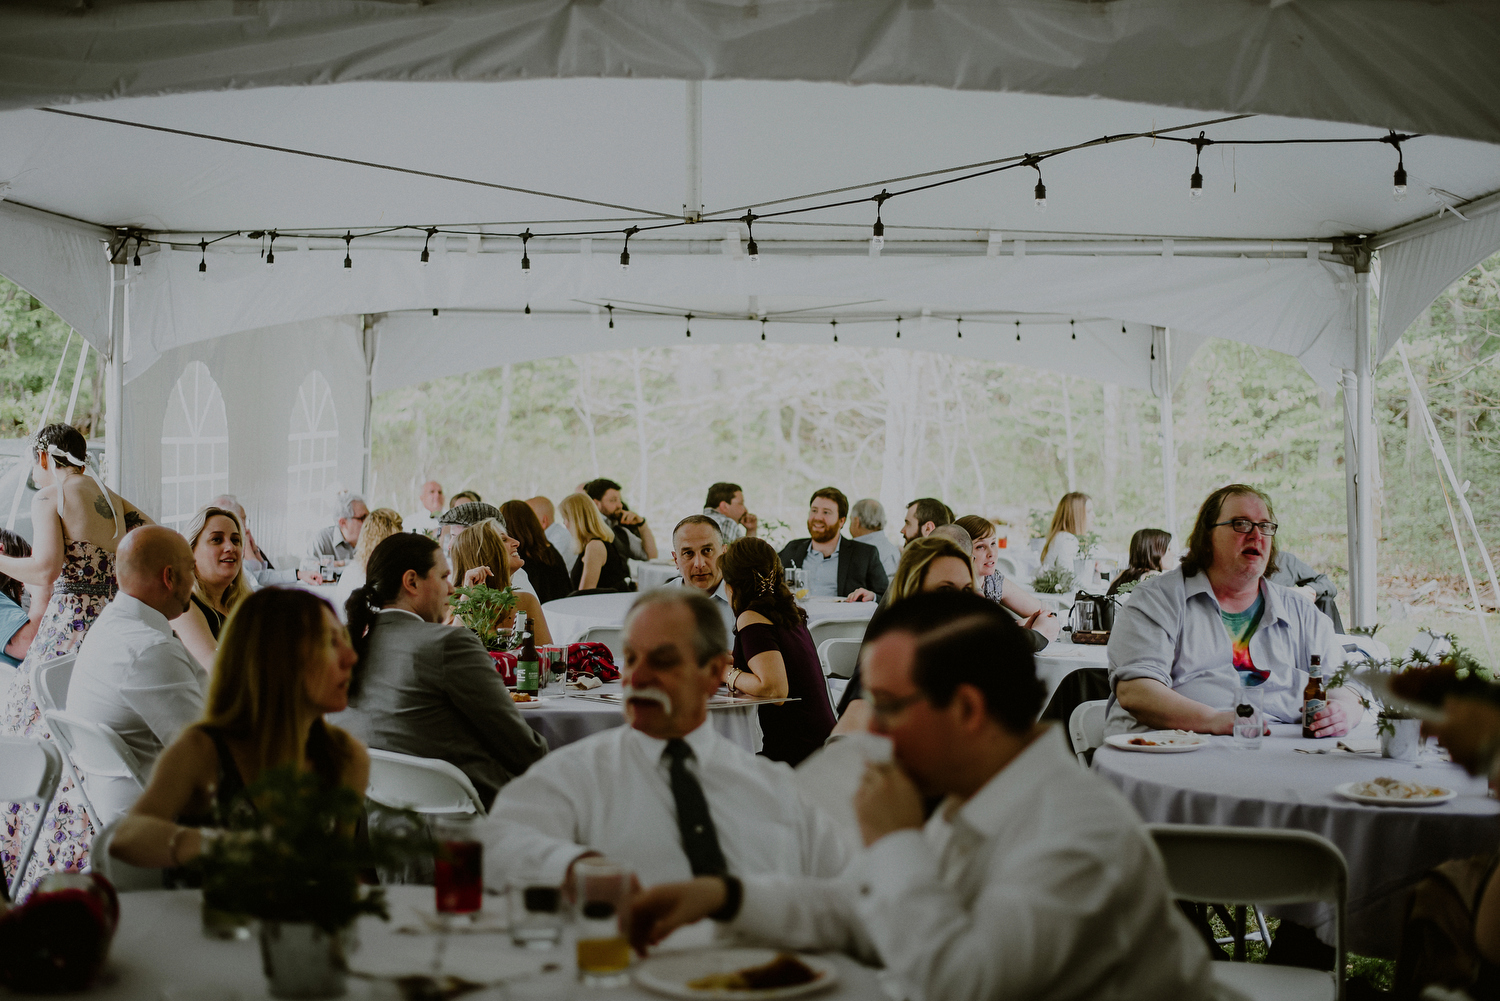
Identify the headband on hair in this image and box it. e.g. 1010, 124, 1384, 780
38, 438, 122, 538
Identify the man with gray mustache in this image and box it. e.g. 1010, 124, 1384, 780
478, 588, 848, 893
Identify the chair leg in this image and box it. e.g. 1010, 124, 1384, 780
1231, 905, 1248, 962
1253, 906, 1273, 949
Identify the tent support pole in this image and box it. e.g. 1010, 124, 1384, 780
361, 315, 376, 496
1341, 368, 1361, 625
684, 81, 702, 221
103, 260, 126, 491
1158, 327, 1178, 536
1353, 265, 1378, 628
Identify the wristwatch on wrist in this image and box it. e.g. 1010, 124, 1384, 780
709, 875, 743, 922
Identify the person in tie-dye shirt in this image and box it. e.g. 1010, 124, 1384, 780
1106, 484, 1362, 737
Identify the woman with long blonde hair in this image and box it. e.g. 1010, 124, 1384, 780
109, 588, 369, 869
171, 505, 254, 671
1040, 491, 1092, 570
559, 492, 629, 593
448, 520, 553, 643
885, 535, 976, 602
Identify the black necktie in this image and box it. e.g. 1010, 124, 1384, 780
663, 738, 728, 877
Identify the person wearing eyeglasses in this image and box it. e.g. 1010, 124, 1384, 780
1105, 483, 1362, 738
299, 492, 369, 584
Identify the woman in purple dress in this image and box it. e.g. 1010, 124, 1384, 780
719, 538, 836, 765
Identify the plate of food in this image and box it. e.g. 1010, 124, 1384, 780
1103, 731, 1210, 753
1335, 777, 1456, 807
634, 948, 837, 999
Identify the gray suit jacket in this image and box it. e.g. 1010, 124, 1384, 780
329, 610, 548, 808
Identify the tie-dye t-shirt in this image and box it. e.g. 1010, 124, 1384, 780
1221, 594, 1267, 686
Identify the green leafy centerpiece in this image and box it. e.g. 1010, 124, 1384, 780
196, 768, 430, 999
1332, 634, 1496, 759
1032, 564, 1077, 595
448, 584, 518, 650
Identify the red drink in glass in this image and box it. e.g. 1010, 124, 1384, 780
435, 838, 483, 914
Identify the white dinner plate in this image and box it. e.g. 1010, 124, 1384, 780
1103, 731, 1209, 753
1334, 781, 1457, 807
633, 948, 839, 999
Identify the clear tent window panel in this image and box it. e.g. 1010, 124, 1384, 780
159, 361, 229, 530
286, 370, 339, 555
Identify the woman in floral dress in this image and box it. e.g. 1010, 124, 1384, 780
0, 423, 149, 895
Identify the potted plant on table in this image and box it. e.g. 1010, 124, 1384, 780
1330, 634, 1496, 760
195, 768, 430, 999
449, 584, 519, 650
1031, 564, 1076, 595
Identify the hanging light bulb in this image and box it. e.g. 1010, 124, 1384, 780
197, 239, 207, 278
431, 308, 440, 321
524, 303, 531, 316
343, 232, 353, 271
1015, 320, 1021, 342
1393, 152, 1408, 201
1070, 319, 1076, 340
741, 212, 759, 264
760, 317, 767, 341
1025, 157, 1047, 213
685, 313, 693, 338
831, 318, 838, 343
620, 226, 638, 272
264, 231, 276, 267
521, 229, 532, 275
871, 190, 889, 249
420, 228, 434, 266
132, 237, 143, 271
956, 316, 963, 339
606, 304, 614, 329
895, 316, 902, 340
1189, 132, 1210, 201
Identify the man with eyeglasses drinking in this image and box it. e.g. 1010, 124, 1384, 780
1106, 483, 1361, 737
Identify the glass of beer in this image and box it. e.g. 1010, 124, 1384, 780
433, 818, 484, 915
573, 859, 632, 987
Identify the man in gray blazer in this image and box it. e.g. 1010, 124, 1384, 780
331, 534, 548, 809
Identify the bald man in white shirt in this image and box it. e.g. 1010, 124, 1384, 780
480, 588, 847, 893
632, 591, 1230, 1001
67, 527, 205, 824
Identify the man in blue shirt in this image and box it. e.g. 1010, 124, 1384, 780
777, 487, 886, 602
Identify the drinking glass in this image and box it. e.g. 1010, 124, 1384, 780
433, 818, 483, 915
573, 859, 633, 988
1232, 677, 1264, 750
509, 882, 563, 949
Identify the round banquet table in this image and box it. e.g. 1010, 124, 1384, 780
628, 558, 682, 590
543, 592, 879, 645
519, 681, 763, 753
90, 886, 885, 1001
1033, 633, 1109, 702
1093, 723, 1500, 957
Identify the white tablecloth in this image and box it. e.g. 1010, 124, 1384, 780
520, 682, 762, 753
543, 593, 879, 645
628, 559, 681, 590
1033, 634, 1109, 703
95, 886, 885, 1001
1093, 723, 1500, 957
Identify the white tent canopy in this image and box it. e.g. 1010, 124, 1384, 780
2, 0, 1500, 625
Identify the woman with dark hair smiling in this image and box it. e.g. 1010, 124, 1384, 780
719, 537, 835, 765
499, 499, 571, 604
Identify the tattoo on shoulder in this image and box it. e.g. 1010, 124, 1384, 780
93, 492, 114, 519
124, 511, 146, 532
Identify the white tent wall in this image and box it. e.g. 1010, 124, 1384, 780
4, 1, 1500, 144
1377, 194, 1500, 360
0, 202, 109, 352
120, 315, 367, 564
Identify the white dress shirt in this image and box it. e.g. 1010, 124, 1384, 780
66, 593, 208, 823
1105, 567, 1341, 735
545, 520, 578, 573
730, 729, 1228, 1001
481, 719, 848, 891
669, 576, 736, 636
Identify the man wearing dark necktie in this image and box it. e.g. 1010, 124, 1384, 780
479, 589, 848, 894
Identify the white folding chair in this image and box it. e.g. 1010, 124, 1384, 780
826, 677, 851, 709
43, 710, 148, 830
816, 637, 862, 679
366, 749, 487, 816
993, 553, 1022, 582
89, 816, 163, 892
577, 625, 624, 665
807, 619, 866, 649
1149, 824, 1347, 1001
1066, 699, 1108, 765
0, 735, 63, 903
30, 653, 77, 715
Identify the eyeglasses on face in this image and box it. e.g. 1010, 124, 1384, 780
1212, 518, 1278, 537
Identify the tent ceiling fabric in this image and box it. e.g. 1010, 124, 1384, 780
3, 1, 1500, 144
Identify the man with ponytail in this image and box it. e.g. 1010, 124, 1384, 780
330, 532, 547, 808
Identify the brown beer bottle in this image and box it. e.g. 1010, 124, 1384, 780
1302, 654, 1326, 738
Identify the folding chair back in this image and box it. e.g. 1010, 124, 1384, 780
1066, 699, 1108, 765
1149, 824, 1347, 1000
0, 736, 63, 903
816, 637, 862, 679
577, 625, 624, 664
31, 653, 77, 715
808, 619, 866, 648
366, 748, 487, 816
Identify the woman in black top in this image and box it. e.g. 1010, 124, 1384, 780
109, 588, 368, 869
172, 505, 251, 667
500, 500, 572, 604
560, 492, 632, 593
1106, 528, 1173, 596
720, 538, 835, 765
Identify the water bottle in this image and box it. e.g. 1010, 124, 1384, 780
1232, 674, 1263, 750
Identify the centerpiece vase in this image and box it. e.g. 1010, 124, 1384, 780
1379, 715, 1422, 760
259, 922, 353, 999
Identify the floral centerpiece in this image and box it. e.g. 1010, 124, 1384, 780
448, 584, 518, 649
196, 768, 430, 999
1032, 564, 1076, 595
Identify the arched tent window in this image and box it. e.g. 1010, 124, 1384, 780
159, 361, 229, 530
286, 371, 339, 554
